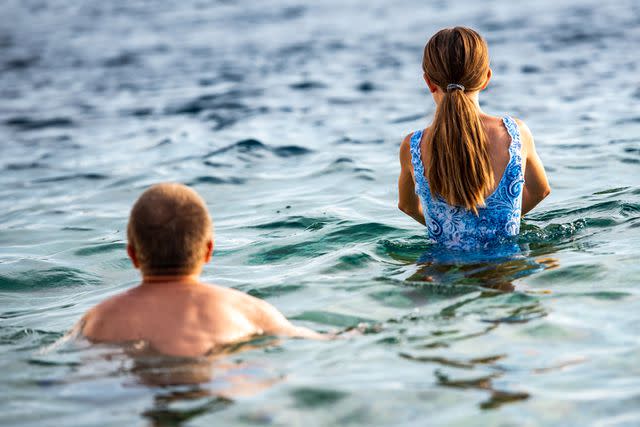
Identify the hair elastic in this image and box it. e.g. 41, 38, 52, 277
446, 83, 465, 92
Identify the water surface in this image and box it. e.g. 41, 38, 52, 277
1, 0, 639, 425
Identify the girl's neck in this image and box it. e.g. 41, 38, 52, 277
434, 90, 483, 111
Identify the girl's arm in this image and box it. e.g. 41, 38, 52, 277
517, 120, 551, 215
398, 135, 426, 225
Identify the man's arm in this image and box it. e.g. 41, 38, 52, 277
250, 296, 327, 340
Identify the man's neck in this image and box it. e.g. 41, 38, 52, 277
139, 273, 201, 287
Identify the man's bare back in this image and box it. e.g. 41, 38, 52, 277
76, 183, 321, 358
82, 278, 317, 357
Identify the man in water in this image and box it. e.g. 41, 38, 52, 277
77, 183, 321, 357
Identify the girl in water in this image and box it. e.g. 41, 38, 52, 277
398, 27, 550, 251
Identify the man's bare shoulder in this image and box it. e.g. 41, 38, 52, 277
200, 283, 324, 339
198, 282, 268, 313
199, 282, 291, 328
81, 288, 141, 340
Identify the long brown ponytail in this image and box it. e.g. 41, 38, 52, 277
422, 27, 492, 214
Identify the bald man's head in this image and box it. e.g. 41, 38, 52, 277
127, 183, 212, 275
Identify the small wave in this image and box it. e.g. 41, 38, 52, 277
188, 176, 246, 185
519, 219, 588, 244
377, 236, 431, 262
323, 251, 376, 273
592, 187, 630, 195
198, 71, 244, 87
281, 5, 306, 19
165, 90, 259, 116
74, 242, 125, 257
247, 284, 304, 299
554, 142, 594, 150
204, 139, 312, 159
4, 55, 39, 71
620, 157, 640, 165
438, 292, 547, 325
120, 107, 154, 117
325, 222, 399, 243
208, 138, 265, 155
356, 81, 376, 92
389, 113, 424, 124
434, 370, 529, 410
4, 116, 73, 131
32, 173, 109, 183
250, 215, 330, 231
557, 291, 631, 300
0, 267, 101, 291
290, 387, 348, 409
328, 97, 357, 105
609, 138, 640, 146
335, 137, 384, 145
165, 90, 266, 130
521, 64, 542, 74
615, 117, 640, 125
481, 303, 547, 324
312, 157, 374, 180
552, 29, 609, 46
202, 160, 230, 168
530, 263, 606, 284
332, 157, 353, 164
478, 17, 528, 33
0, 327, 62, 351
529, 200, 640, 223
273, 145, 312, 157
102, 51, 138, 67
291, 310, 375, 327
5, 161, 46, 171
399, 352, 505, 369
289, 81, 326, 90
250, 222, 399, 264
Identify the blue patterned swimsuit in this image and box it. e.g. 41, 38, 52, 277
410, 116, 525, 253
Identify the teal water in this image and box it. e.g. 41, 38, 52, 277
1, 0, 640, 425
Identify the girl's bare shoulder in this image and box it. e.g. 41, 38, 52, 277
510, 118, 535, 157
399, 128, 430, 162
399, 133, 413, 163
513, 118, 534, 140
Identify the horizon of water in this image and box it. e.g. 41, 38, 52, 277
1, 0, 639, 426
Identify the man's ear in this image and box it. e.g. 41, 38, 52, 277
127, 244, 140, 269
423, 73, 438, 93
204, 239, 214, 264
481, 68, 492, 90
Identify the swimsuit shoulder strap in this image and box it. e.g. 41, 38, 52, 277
502, 116, 524, 177
502, 116, 522, 157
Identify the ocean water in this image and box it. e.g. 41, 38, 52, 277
1, 0, 639, 425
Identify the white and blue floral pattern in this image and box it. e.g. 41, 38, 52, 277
410, 116, 524, 251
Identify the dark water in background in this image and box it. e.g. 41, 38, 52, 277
1, 0, 639, 425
